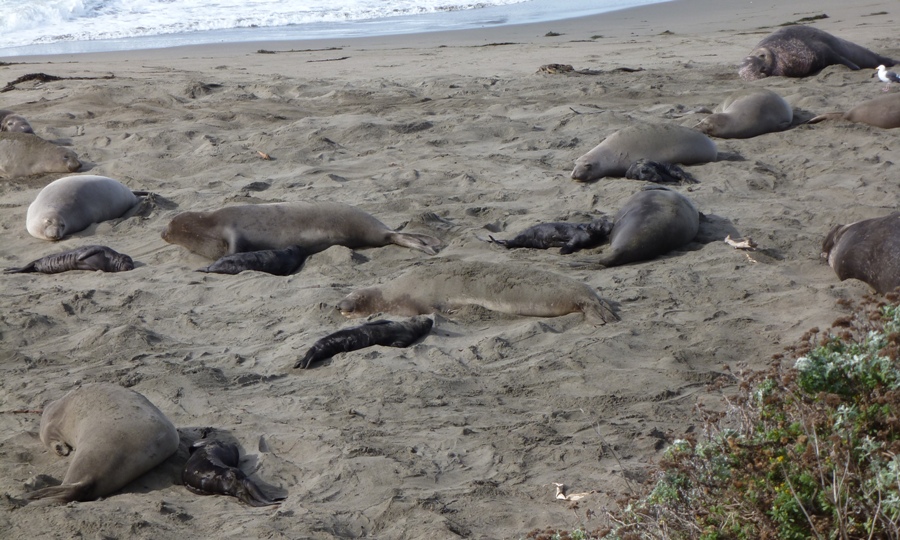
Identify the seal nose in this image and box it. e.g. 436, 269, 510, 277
336, 298, 354, 315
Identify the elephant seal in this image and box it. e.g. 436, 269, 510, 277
162, 202, 442, 260
4, 245, 134, 274
182, 439, 284, 507
26, 175, 141, 241
821, 212, 900, 294
295, 316, 434, 369
0, 132, 81, 178
28, 383, 179, 503
695, 88, 793, 138
739, 25, 896, 80
487, 218, 612, 254
625, 159, 698, 184
196, 245, 308, 276
807, 93, 900, 129
0, 110, 34, 134
571, 186, 700, 268
337, 260, 619, 325
571, 124, 717, 182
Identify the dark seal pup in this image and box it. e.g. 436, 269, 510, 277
739, 26, 896, 80
807, 93, 900, 129
182, 439, 284, 507
487, 218, 612, 254
295, 316, 434, 369
196, 245, 308, 276
821, 212, 900, 294
625, 159, 699, 184
4, 245, 134, 274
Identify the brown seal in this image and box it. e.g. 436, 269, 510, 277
695, 88, 793, 138
162, 202, 442, 260
182, 439, 284, 507
821, 212, 900, 294
0, 109, 34, 134
739, 25, 896, 80
4, 245, 134, 274
807, 93, 900, 129
0, 132, 81, 179
28, 383, 179, 503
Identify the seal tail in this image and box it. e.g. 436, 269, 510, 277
806, 112, 844, 125
388, 232, 443, 255
27, 481, 93, 503
3, 264, 36, 274
236, 478, 284, 507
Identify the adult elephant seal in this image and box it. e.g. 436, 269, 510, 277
183, 439, 284, 507
295, 316, 434, 369
739, 25, 896, 80
695, 88, 793, 138
28, 383, 179, 503
571, 185, 700, 268
26, 175, 141, 241
821, 212, 900, 294
0, 132, 81, 178
0, 109, 35, 133
4, 245, 134, 274
571, 124, 717, 182
337, 260, 619, 325
807, 93, 900, 129
162, 202, 442, 260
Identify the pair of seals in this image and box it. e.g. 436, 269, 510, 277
487, 218, 612, 254
295, 316, 434, 369
162, 202, 442, 260
182, 439, 284, 507
739, 25, 896, 80
27, 175, 142, 241
0, 109, 34, 134
695, 88, 793, 138
0, 132, 81, 179
570, 124, 717, 182
196, 245, 308, 276
807, 93, 900, 129
337, 260, 619, 325
821, 212, 900, 294
4, 245, 134, 274
28, 383, 179, 503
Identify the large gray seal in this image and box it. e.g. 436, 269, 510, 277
162, 202, 443, 260
28, 383, 179, 503
0, 132, 81, 179
807, 93, 900, 129
0, 109, 35, 134
738, 25, 896, 80
695, 88, 793, 138
821, 212, 900, 294
571, 124, 717, 182
26, 175, 141, 241
337, 260, 619, 325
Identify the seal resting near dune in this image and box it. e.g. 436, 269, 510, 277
182, 438, 284, 507
0, 109, 35, 134
738, 25, 896, 80
0, 132, 80, 179
196, 245, 308, 276
571, 124, 717, 182
487, 218, 612, 254
26, 175, 142, 241
162, 202, 442, 260
821, 212, 900, 294
28, 383, 179, 503
695, 88, 793, 138
4, 245, 134, 274
807, 93, 900, 129
337, 260, 619, 325
295, 316, 434, 369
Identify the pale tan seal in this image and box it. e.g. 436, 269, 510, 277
807, 93, 900, 129
821, 212, 900, 294
337, 260, 619, 325
0, 132, 81, 179
570, 124, 717, 182
695, 88, 793, 139
26, 175, 141, 241
162, 202, 442, 260
28, 383, 179, 503
0, 109, 34, 133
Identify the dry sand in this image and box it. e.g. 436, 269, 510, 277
1, 0, 899, 537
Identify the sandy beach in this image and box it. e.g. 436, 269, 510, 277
1, 0, 899, 537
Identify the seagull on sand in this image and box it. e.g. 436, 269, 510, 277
876, 65, 900, 91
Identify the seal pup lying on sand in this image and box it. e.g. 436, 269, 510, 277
487, 218, 612, 254
0, 132, 80, 179
196, 245, 308, 276
337, 260, 619, 325
625, 160, 698, 184
295, 316, 434, 369
807, 93, 900, 129
182, 439, 284, 507
162, 202, 442, 260
821, 213, 900, 294
0, 110, 34, 134
695, 88, 793, 139
738, 26, 896, 80
28, 383, 179, 503
26, 175, 143, 241
4, 245, 134, 274
571, 124, 717, 182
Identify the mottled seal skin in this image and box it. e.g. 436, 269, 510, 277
625, 159, 699, 184
182, 439, 283, 507
488, 218, 612, 254
821, 212, 900, 294
571, 124, 717, 182
26, 175, 141, 241
0, 109, 35, 134
695, 88, 793, 138
807, 93, 900, 129
162, 202, 443, 260
196, 245, 308, 276
28, 383, 179, 503
295, 316, 434, 369
337, 260, 619, 325
739, 25, 896, 80
4, 245, 134, 274
0, 132, 81, 178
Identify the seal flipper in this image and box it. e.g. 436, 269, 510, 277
235, 478, 284, 507
387, 232, 442, 255
806, 112, 845, 124
582, 293, 620, 325
27, 481, 94, 503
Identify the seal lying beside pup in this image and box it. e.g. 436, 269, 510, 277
821, 212, 900, 294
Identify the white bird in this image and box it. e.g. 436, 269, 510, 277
876, 65, 900, 91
